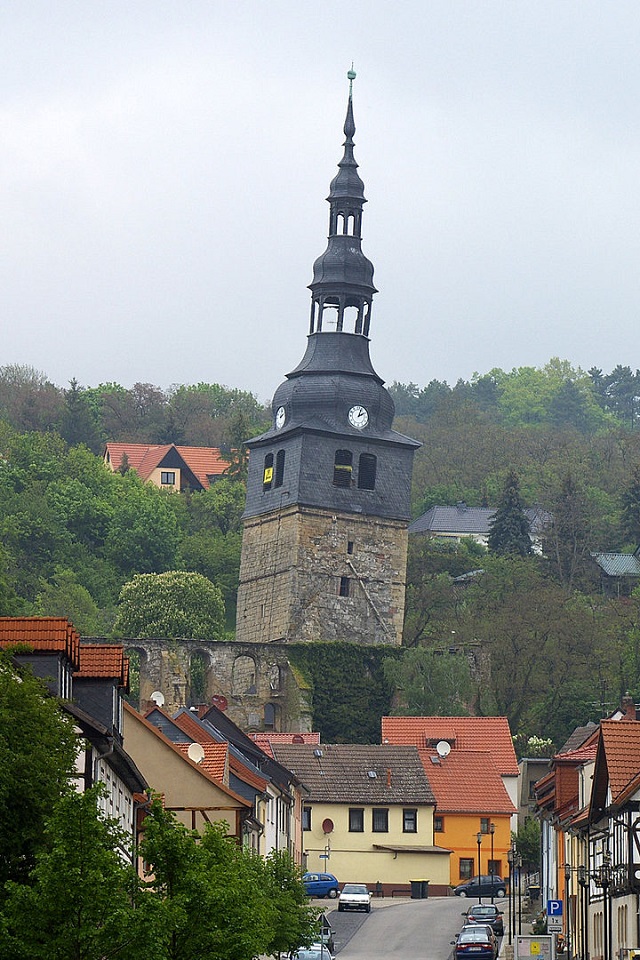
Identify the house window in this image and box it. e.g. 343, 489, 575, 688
357, 453, 377, 490
403, 808, 417, 833
264, 703, 276, 730
339, 576, 350, 597
160, 471, 175, 485
434, 815, 444, 833
333, 449, 353, 487
349, 808, 364, 832
480, 818, 490, 834
372, 808, 389, 833
302, 806, 311, 831
263, 454, 274, 491
347, 540, 354, 555
274, 449, 285, 488
460, 858, 474, 880
528, 780, 537, 800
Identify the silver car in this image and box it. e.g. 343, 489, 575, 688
337, 883, 372, 913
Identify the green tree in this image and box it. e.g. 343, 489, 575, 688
515, 817, 541, 870
139, 799, 317, 960
31, 567, 108, 636
0, 653, 78, 892
104, 473, 180, 575
0, 787, 147, 960
58, 378, 103, 452
621, 463, 640, 545
382, 647, 473, 716
487, 470, 532, 557
114, 570, 225, 639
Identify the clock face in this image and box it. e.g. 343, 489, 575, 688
348, 404, 369, 430
275, 406, 286, 430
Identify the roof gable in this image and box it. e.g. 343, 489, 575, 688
594, 719, 640, 810
104, 442, 228, 489
271, 743, 435, 805
381, 716, 519, 776
0, 616, 80, 670
418, 748, 516, 814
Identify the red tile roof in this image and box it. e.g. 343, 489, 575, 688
418, 748, 516, 814
171, 710, 268, 792
104, 443, 228, 489
600, 719, 640, 804
175, 741, 228, 781
249, 732, 320, 758
0, 616, 80, 670
76, 643, 128, 686
381, 716, 519, 776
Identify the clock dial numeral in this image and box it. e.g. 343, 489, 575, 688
348, 405, 369, 429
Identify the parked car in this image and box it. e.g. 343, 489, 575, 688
290, 947, 334, 960
302, 872, 340, 899
338, 882, 372, 913
451, 928, 498, 960
459, 924, 498, 953
454, 875, 507, 899
463, 903, 505, 936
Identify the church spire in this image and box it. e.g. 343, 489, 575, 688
308, 68, 377, 337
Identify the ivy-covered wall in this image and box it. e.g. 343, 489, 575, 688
286, 642, 404, 742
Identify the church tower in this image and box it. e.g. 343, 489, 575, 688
236, 72, 420, 646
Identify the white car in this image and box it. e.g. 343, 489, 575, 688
337, 883, 372, 913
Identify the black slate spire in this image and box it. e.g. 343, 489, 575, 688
309, 69, 377, 336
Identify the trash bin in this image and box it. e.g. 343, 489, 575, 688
410, 879, 429, 899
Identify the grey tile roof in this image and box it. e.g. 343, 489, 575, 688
409, 503, 551, 536
271, 743, 435, 805
591, 553, 640, 577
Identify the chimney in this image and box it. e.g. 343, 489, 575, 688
386, 768, 392, 788
622, 692, 637, 720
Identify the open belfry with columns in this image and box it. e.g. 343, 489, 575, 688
235, 71, 419, 649
132, 74, 419, 730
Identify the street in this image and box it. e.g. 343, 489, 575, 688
323, 895, 487, 960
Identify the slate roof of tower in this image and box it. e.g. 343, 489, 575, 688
0, 616, 80, 670
381, 716, 519, 776
418, 748, 516, 815
271, 743, 435, 804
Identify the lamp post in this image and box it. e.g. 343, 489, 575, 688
490, 823, 496, 904
477, 832, 483, 903
507, 846, 514, 946
594, 853, 611, 960
577, 864, 589, 960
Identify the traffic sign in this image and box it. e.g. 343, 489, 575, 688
547, 899, 563, 917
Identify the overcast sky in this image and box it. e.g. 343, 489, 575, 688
2, 2, 640, 404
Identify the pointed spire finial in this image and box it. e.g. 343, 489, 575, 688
347, 64, 356, 98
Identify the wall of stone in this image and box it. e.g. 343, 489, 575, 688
236, 504, 408, 645
127, 638, 313, 732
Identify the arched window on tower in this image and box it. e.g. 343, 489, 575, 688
358, 453, 377, 490
263, 453, 274, 491
333, 450, 353, 487
274, 449, 285, 488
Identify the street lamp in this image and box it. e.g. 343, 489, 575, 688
490, 823, 496, 904
577, 864, 589, 960
477, 832, 483, 903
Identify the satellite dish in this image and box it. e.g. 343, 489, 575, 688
187, 742, 205, 764
322, 818, 334, 834
211, 694, 228, 711
150, 690, 165, 707
436, 740, 451, 758
292, 734, 304, 743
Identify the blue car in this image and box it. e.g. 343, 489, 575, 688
302, 872, 339, 898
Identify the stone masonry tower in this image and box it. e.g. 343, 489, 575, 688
235, 71, 420, 646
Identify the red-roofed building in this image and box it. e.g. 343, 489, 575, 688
104, 442, 229, 492
249, 731, 321, 759
382, 716, 517, 886
0, 619, 147, 863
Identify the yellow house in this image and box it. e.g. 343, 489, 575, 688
382, 717, 518, 887
272, 742, 451, 896
104, 443, 228, 492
